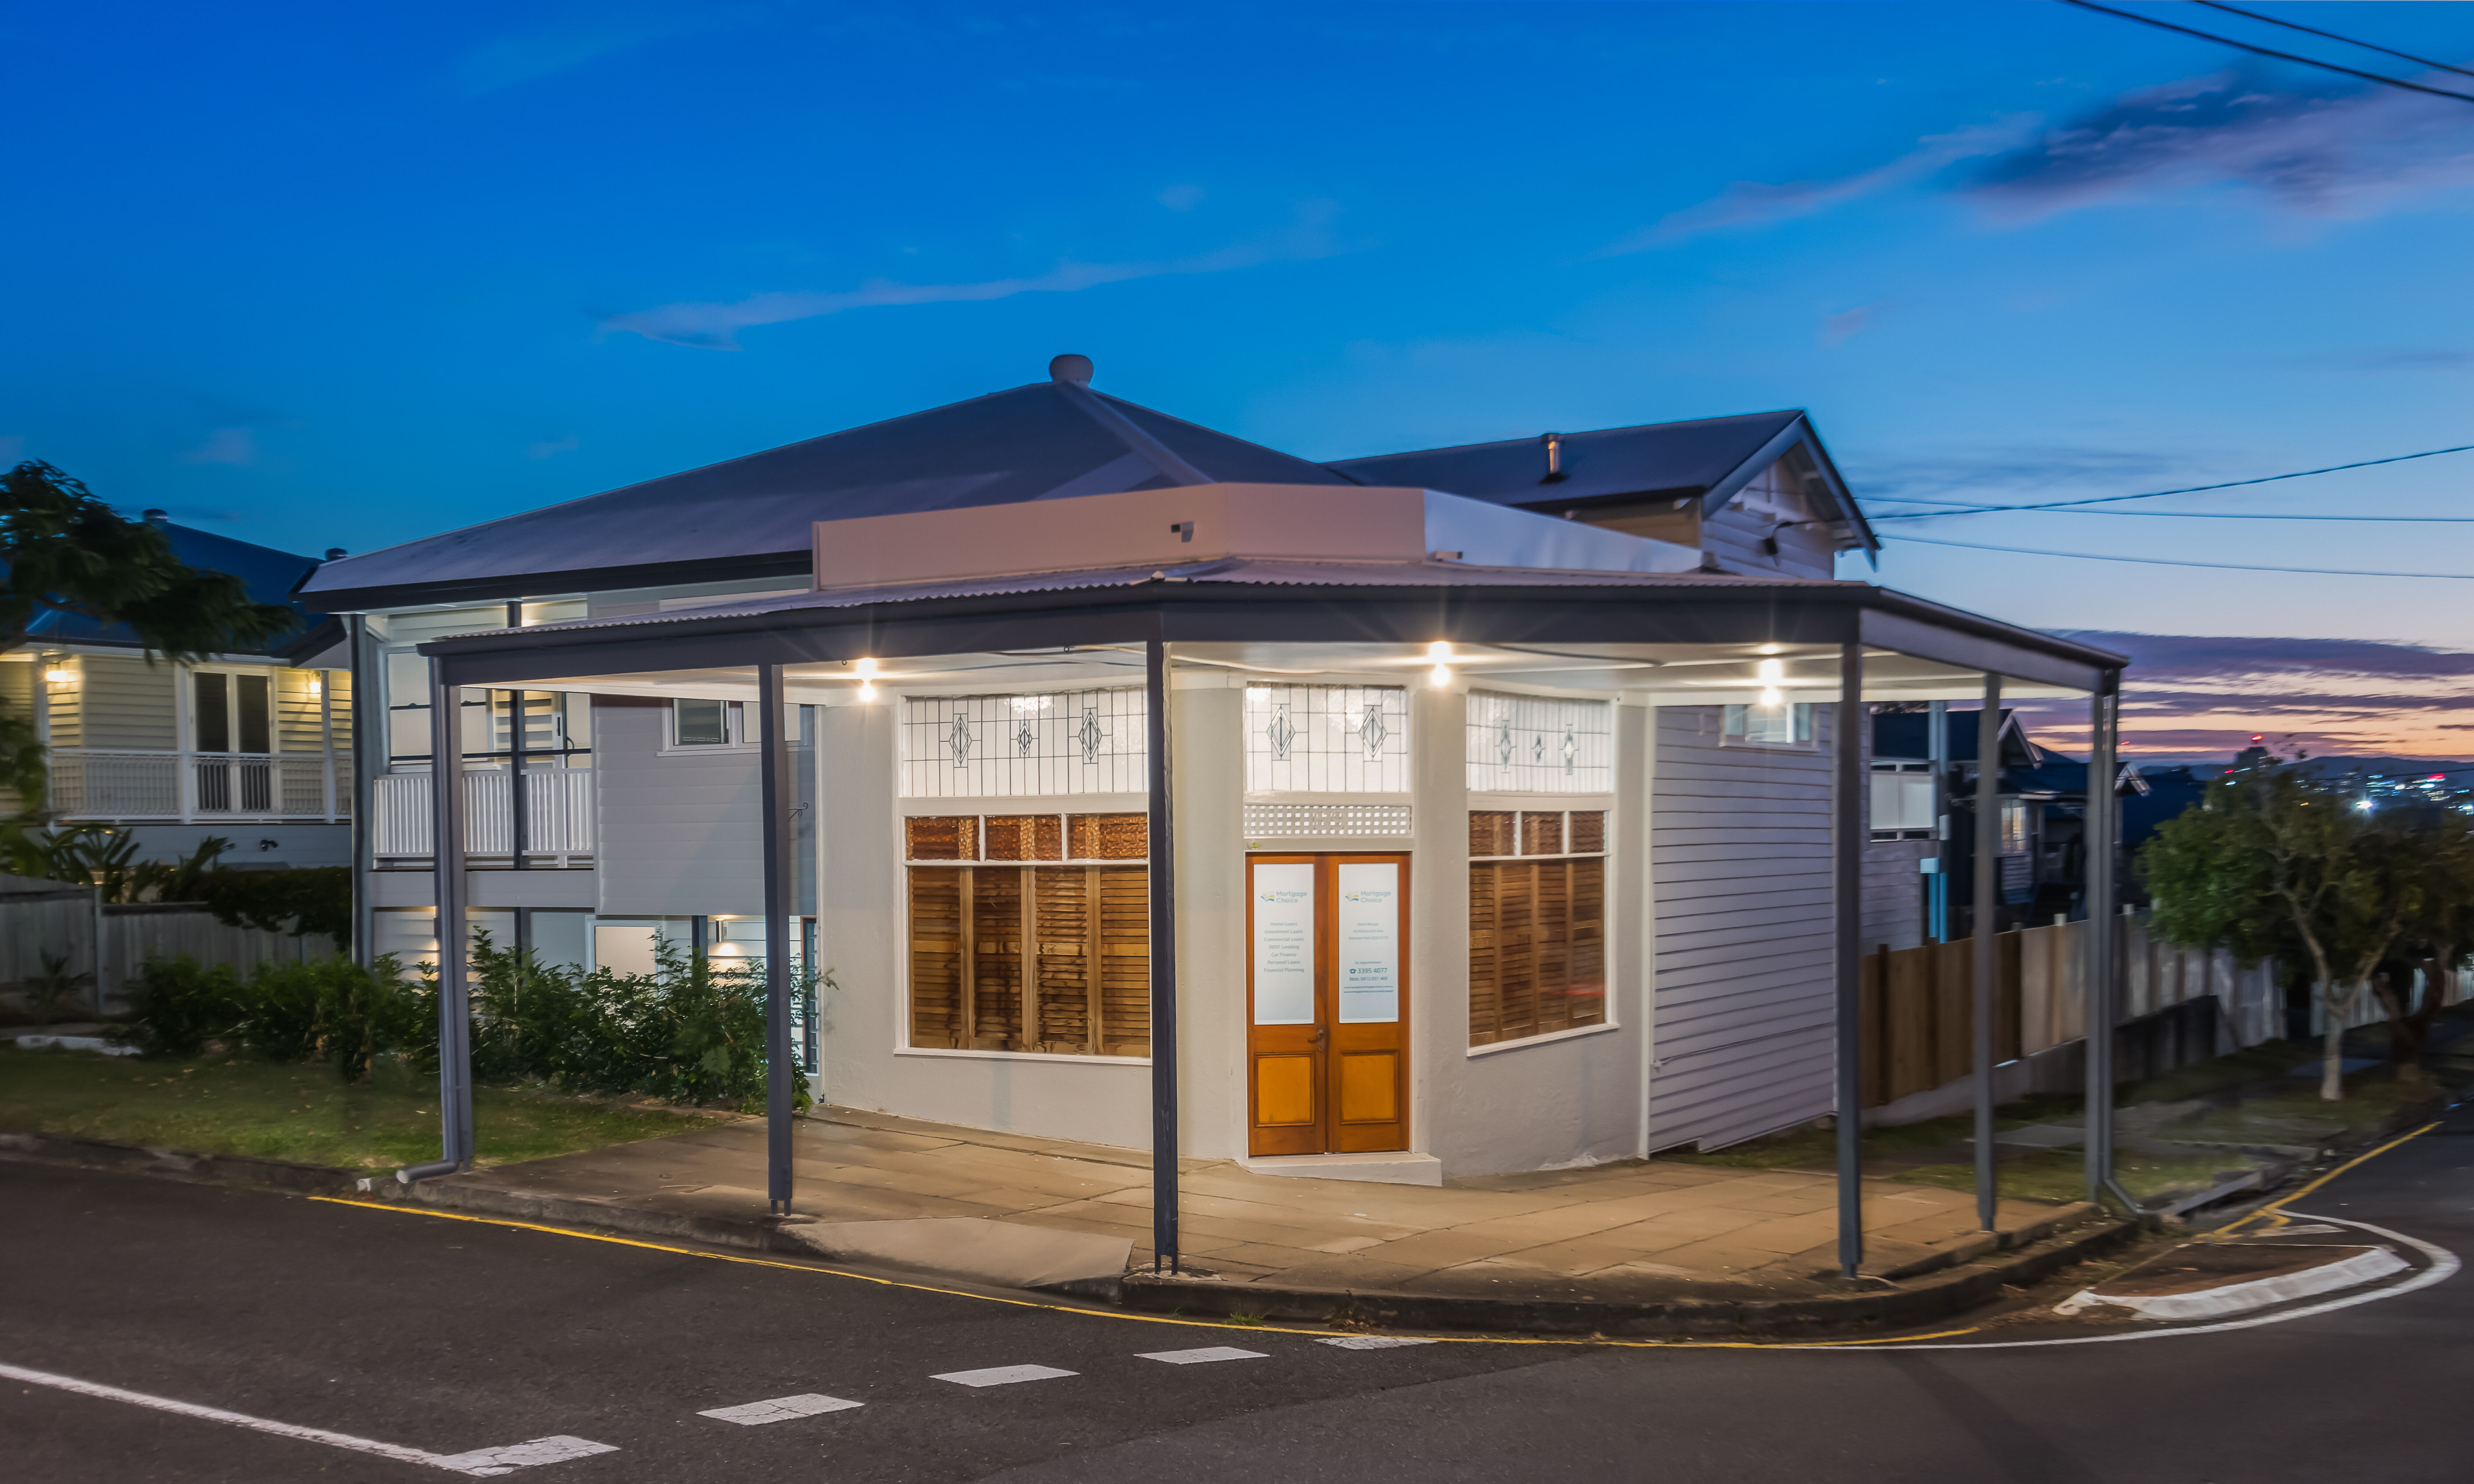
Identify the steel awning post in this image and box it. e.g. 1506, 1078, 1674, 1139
404, 657, 474, 1183
2085, 675, 2134, 1212
760, 663, 796, 1215
1834, 639, 1865, 1279
1972, 676, 2004, 1233
1146, 638, 1180, 1274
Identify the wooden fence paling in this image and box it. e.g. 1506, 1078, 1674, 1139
1860, 909, 2290, 1111
1933, 937, 1972, 1089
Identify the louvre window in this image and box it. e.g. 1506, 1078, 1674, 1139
907, 812, 1149, 1057
1468, 810, 1607, 1048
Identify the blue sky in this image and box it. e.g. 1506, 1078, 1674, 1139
9, 3, 2474, 755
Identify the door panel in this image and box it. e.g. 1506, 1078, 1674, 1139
1245, 853, 1410, 1156
1256, 1056, 1318, 1126
1338, 1051, 1399, 1123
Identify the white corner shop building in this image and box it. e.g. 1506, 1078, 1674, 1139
304, 364, 2121, 1183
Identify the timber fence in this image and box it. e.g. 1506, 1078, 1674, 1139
1, 880, 338, 1018
1857, 909, 2284, 1112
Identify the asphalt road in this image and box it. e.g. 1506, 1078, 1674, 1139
4, 1102, 2469, 1484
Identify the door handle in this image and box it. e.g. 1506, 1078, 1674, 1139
1309, 1026, 1327, 1050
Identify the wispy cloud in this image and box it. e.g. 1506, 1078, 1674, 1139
180, 427, 256, 466
1157, 184, 1206, 211
1819, 303, 1885, 347
2319, 347, 2474, 373
1602, 120, 2033, 251
602, 202, 1349, 349
528, 435, 579, 459
453, 11, 720, 93
1852, 444, 2193, 502
1963, 69, 2474, 219
2015, 630, 2474, 761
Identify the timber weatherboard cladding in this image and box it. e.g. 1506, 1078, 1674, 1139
74, 656, 178, 750
1647, 704, 1837, 1151
592, 696, 766, 916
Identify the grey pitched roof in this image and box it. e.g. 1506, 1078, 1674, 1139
301, 380, 1354, 611
1324, 409, 1877, 556
1327, 410, 1800, 505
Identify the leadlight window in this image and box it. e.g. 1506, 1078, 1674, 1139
899, 689, 1146, 798
1468, 809, 1607, 1048
1242, 684, 1410, 794
905, 812, 1150, 1057
1465, 692, 1612, 793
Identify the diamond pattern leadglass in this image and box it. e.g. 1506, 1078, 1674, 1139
1243, 685, 1410, 794
1465, 692, 1611, 794
901, 689, 1146, 797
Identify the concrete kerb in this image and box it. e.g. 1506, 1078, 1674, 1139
1122, 1216, 2140, 1338
0, 1127, 2144, 1337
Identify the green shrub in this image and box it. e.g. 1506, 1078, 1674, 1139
126, 956, 245, 1057
124, 936, 808, 1109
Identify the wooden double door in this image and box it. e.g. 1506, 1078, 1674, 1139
1245, 853, 1409, 1157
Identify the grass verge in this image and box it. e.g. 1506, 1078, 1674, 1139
0, 1045, 723, 1171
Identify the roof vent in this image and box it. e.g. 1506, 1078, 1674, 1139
1539, 433, 1567, 485
141, 508, 168, 526
1049, 354, 1094, 386
324, 547, 347, 560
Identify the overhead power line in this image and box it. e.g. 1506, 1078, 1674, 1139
1887, 532, 2474, 580
2056, 0, 2474, 105
1857, 442, 2474, 520
2189, 1, 2474, 81
1873, 504, 2474, 523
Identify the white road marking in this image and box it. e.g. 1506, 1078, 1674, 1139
1317, 1336, 1439, 1350
434, 1437, 619, 1473
0, 1359, 614, 1476
1138, 1346, 1269, 1365
698, 1394, 864, 1426
1796, 1213, 2460, 1352
931, 1365, 1078, 1387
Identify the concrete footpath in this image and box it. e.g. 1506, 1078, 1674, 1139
375, 1107, 2114, 1332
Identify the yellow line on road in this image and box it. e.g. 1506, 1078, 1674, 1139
312, 1112, 2447, 1353
2213, 1120, 2444, 1237
305, 1195, 1978, 1350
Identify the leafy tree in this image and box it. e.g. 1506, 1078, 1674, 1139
2376, 806, 2474, 1081
2, 460, 297, 806
2141, 760, 2448, 1100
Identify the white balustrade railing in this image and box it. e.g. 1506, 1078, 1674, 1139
372, 768, 594, 862
48, 749, 339, 822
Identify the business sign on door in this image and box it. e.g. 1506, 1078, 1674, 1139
1334, 861, 1400, 1024
1251, 861, 1317, 1025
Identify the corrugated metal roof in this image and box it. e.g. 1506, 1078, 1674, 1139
1323, 410, 1808, 509
302, 381, 1353, 606
459, 558, 1841, 643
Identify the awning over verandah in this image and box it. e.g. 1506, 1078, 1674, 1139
408, 548, 2128, 1278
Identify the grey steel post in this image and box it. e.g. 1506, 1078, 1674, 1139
1972, 676, 2004, 1232
427, 657, 474, 1170
1146, 638, 1180, 1274
1927, 698, 1949, 943
2085, 677, 2133, 1210
759, 663, 796, 1215
1834, 640, 1866, 1279
347, 615, 378, 968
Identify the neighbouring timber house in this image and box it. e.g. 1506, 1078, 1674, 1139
4, 513, 354, 867
300, 359, 2125, 1181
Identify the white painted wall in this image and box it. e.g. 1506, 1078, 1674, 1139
1419, 687, 1649, 1178
814, 700, 1154, 1151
